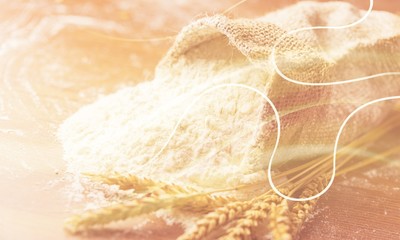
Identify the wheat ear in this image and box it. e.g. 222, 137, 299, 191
219, 188, 289, 240
177, 200, 251, 240
64, 196, 170, 234
267, 199, 292, 240
83, 172, 161, 192
178, 194, 235, 214
65, 190, 234, 234
84, 172, 210, 196
290, 176, 328, 238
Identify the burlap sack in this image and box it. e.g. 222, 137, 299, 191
59, 1, 400, 190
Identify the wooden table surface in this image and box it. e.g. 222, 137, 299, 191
0, 1, 399, 239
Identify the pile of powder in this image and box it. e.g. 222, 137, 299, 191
59, 1, 400, 190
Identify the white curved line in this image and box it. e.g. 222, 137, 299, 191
268, 96, 400, 201
271, 0, 400, 86
145, 83, 282, 176
142, 0, 400, 202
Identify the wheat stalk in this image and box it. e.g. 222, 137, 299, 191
64, 196, 170, 234
84, 172, 218, 197
84, 172, 202, 195
84, 172, 237, 212
70, 114, 400, 237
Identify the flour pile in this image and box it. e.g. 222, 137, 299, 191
59, 1, 400, 190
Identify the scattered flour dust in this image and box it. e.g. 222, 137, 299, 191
58, 1, 400, 197
59, 60, 269, 190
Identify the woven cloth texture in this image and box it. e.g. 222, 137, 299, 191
59, 1, 400, 189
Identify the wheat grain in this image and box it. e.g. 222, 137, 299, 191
84, 172, 215, 197
65, 189, 234, 234
151, 183, 201, 196
289, 176, 328, 238
220, 201, 272, 240
218, 187, 291, 240
178, 194, 235, 213
84, 172, 206, 197
177, 200, 251, 240
85, 172, 238, 213
83, 172, 159, 192
268, 199, 292, 240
